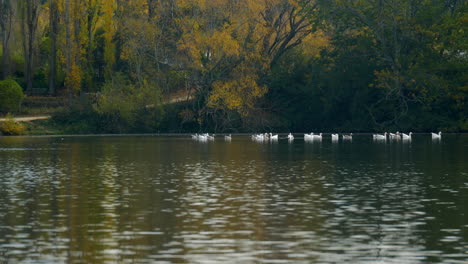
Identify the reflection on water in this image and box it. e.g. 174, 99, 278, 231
0, 135, 467, 263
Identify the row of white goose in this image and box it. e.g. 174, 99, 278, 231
252, 132, 350, 141
191, 133, 215, 141
373, 131, 442, 140
193, 132, 442, 141
254, 133, 299, 141
251, 133, 279, 141
304, 133, 353, 141
373, 132, 413, 140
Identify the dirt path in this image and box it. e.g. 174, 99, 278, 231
0, 115, 51, 122
166, 94, 194, 104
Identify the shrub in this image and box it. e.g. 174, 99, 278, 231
0, 79, 24, 113
0, 114, 26, 135
94, 74, 164, 132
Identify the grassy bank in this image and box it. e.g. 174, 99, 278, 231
0, 118, 63, 136
23, 119, 64, 135
0, 96, 65, 136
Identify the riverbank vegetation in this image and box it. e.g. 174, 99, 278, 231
0, 0, 466, 134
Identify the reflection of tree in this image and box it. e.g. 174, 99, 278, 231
414, 138, 468, 258
1, 136, 466, 263
171, 140, 330, 262
0, 137, 68, 262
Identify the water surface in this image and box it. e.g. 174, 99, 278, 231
0, 134, 467, 263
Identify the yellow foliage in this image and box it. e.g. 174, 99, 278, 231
175, 0, 317, 116
210, 28, 240, 57
0, 115, 26, 136
65, 63, 82, 94
301, 30, 331, 58
101, 0, 116, 73
208, 71, 267, 116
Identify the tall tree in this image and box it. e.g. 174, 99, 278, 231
0, 0, 14, 79
174, 0, 319, 129
64, 0, 72, 98
62, 0, 84, 98
147, 0, 156, 20
20, 0, 41, 93
260, 0, 318, 67
49, 0, 59, 95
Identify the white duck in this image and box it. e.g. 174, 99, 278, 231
373, 132, 387, 140
313, 133, 323, 140
304, 133, 314, 140
198, 134, 208, 141
431, 131, 442, 139
389, 132, 401, 140
252, 134, 265, 141
331, 133, 339, 141
225, 134, 232, 141
269, 133, 279, 140
342, 133, 353, 140
288, 133, 294, 140
402, 132, 412, 140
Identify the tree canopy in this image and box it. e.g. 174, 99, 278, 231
0, 0, 466, 132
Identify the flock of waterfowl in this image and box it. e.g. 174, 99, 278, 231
191, 131, 443, 142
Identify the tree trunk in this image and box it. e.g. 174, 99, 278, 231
0, 0, 13, 79
21, 0, 40, 93
0, 28, 11, 79
26, 19, 34, 92
49, 0, 58, 95
65, 0, 71, 74
64, 0, 72, 103
148, 0, 156, 20
1, 34, 10, 79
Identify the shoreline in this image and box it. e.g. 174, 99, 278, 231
1, 132, 466, 138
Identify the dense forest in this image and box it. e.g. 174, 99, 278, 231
0, 0, 466, 133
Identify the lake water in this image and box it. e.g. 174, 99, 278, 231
0, 134, 466, 264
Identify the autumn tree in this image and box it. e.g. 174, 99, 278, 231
0, 0, 14, 79
20, 0, 42, 92
0, 0, 465, 132
48, 0, 58, 95
173, 0, 323, 129
260, 0, 318, 67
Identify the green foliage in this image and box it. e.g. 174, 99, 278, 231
0, 114, 26, 135
262, 0, 467, 132
53, 73, 165, 134
0, 79, 24, 113
2, 0, 466, 132
95, 73, 164, 132
11, 51, 25, 75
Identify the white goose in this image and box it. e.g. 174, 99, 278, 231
373, 132, 387, 140
252, 134, 265, 141
225, 134, 232, 141
402, 132, 412, 140
342, 133, 353, 140
331, 133, 339, 141
198, 133, 208, 141
269, 133, 279, 140
304, 133, 314, 140
313, 133, 323, 140
288, 133, 294, 141
389, 132, 401, 140
431, 131, 442, 139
